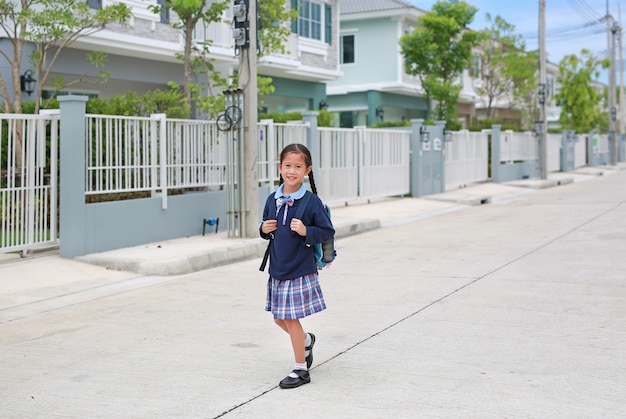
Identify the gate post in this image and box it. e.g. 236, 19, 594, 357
58, 95, 88, 258
490, 125, 502, 182
560, 130, 576, 172
302, 111, 319, 175
587, 131, 598, 166
409, 119, 445, 197
434, 120, 446, 191
409, 119, 424, 197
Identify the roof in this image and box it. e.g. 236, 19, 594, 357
340, 0, 416, 15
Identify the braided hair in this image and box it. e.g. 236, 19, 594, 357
278, 143, 318, 195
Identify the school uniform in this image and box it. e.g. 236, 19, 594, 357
260, 184, 335, 320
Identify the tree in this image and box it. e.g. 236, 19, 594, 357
149, 0, 228, 117
476, 13, 528, 119
506, 49, 538, 130
152, 0, 297, 117
0, 0, 131, 114
400, 0, 481, 125
556, 49, 609, 133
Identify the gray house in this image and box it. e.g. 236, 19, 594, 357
1, 0, 340, 115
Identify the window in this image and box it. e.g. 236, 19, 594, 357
341, 34, 355, 64
300, 1, 321, 40
157, 0, 170, 24
469, 54, 481, 78
292, 0, 332, 45
546, 77, 554, 97
42, 90, 98, 100
87, 0, 102, 9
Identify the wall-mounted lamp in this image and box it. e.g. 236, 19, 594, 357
319, 100, 329, 111
420, 124, 429, 142
376, 106, 384, 120
444, 128, 453, 142
20, 69, 37, 96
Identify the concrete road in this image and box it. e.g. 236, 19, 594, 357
1, 170, 625, 418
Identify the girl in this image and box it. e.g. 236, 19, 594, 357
260, 143, 335, 389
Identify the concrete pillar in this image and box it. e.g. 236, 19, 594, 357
435, 120, 446, 189
58, 95, 88, 258
409, 119, 424, 197
491, 125, 501, 183
302, 111, 319, 175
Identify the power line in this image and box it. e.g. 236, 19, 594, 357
567, 0, 604, 22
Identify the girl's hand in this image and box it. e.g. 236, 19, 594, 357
290, 218, 307, 237
262, 219, 277, 234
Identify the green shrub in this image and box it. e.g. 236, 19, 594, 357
369, 120, 411, 128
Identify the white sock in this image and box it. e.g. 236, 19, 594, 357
304, 333, 312, 357
289, 362, 307, 378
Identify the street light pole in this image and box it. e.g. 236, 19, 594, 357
240, 0, 259, 238
617, 5, 626, 134
538, 0, 548, 179
608, 2, 618, 165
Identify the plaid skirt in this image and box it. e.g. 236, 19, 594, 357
265, 273, 326, 319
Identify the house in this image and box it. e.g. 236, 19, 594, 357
260, 0, 341, 113
1, 0, 340, 116
326, 0, 480, 128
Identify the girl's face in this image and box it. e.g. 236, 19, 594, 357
279, 151, 311, 194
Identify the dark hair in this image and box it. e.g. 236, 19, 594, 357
279, 143, 318, 195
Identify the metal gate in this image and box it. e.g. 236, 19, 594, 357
0, 113, 59, 255
411, 122, 446, 197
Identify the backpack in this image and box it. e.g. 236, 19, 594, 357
259, 191, 336, 272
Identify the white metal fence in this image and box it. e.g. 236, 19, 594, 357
256, 122, 410, 205
500, 130, 538, 163
2, 109, 605, 255
258, 120, 309, 187
547, 133, 562, 172
445, 130, 489, 188
85, 114, 229, 209
317, 127, 359, 203
317, 127, 411, 204
360, 128, 411, 200
1, 113, 59, 254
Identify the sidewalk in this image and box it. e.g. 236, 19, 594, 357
0, 167, 622, 293
1, 165, 625, 418
0, 165, 621, 318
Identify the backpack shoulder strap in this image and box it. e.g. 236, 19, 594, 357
259, 194, 278, 272
295, 190, 313, 220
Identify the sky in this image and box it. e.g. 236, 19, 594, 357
407, 0, 619, 82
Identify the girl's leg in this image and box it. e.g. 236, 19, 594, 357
274, 318, 289, 333
283, 319, 306, 363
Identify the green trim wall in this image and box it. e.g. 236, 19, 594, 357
266, 76, 326, 111
328, 91, 428, 127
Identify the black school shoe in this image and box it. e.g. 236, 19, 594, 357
305, 333, 316, 369
279, 369, 310, 389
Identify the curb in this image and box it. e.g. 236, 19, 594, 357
77, 218, 382, 276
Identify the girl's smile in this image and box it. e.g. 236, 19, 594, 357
279, 152, 312, 195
